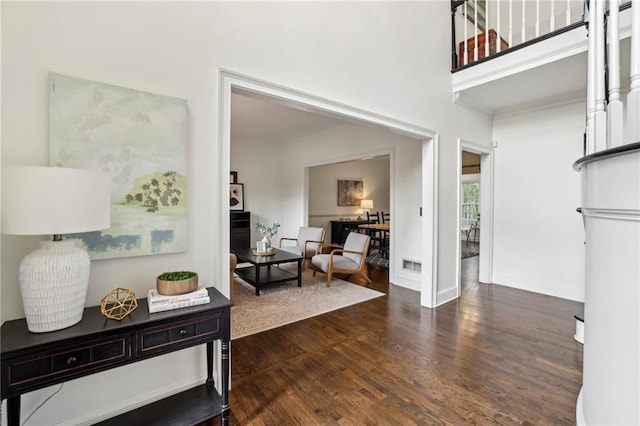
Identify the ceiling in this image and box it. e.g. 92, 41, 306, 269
231, 91, 348, 144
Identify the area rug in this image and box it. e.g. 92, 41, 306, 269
461, 240, 479, 259
231, 266, 384, 340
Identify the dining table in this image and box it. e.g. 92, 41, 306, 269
357, 223, 390, 258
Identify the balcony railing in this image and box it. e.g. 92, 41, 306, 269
451, 0, 631, 71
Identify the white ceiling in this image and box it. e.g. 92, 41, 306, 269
455, 35, 631, 114
230, 91, 348, 144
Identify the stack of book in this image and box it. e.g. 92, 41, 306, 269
147, 285, 210, 313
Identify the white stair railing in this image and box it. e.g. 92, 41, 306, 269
453, 0, 631, 69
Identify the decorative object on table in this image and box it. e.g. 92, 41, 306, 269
147, 284, 210, 313
49, 72, 188, 260
230, 171, 238, 184
100, 288, 138, 320
156, 271, 199, 295
230, 183, 244, 211
337, 179, 363, 206
255, 222, 280, 248
1, 166, 111, 333
253, 246, 276, 256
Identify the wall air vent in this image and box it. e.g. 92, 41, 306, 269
402, 259, 422, 273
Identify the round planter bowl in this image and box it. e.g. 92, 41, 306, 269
156, 274, 198, 296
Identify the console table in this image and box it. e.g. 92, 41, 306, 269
330, 219, 372, 245
1, 287, 232, 426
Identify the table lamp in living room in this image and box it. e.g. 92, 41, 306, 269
2, 166, 111, 333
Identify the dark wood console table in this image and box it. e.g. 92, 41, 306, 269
1, 287, 232, 426
330, 219, 372, 245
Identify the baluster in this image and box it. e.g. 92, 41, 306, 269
550, 0, 556, 32
464, 0, 468, 65
535, 0, 541, 37
474, 0, 478, 61
509, 0, 513, 46
628, 0, 640, 142
485, 0, 490, 57
522, 0, 526, 43
607, 0, 623, 147
566, 0, 571, 26
586, 0, 607, 153
497, 0, 502, 52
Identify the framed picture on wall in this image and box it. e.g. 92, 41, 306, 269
230, 183, 244, 211
337, 179, 363, 206
230, 171, 238, 184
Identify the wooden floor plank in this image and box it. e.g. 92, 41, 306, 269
213, 259, 583, 425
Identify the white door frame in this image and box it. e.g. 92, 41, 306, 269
218, 69, 440, 307
456, 138, 494, 297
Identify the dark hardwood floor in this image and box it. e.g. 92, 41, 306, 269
210, 257, 584, 425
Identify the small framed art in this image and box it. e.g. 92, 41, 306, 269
230, 183, 244, 211
230, 171, 238, 184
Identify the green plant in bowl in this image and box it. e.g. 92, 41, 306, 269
158, 271, 197, 281
156, 271, 198, 295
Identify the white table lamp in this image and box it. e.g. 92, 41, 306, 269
2, 166, 111, 333
360, 199, 374, 214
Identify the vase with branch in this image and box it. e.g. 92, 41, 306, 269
255, 222, 280, 248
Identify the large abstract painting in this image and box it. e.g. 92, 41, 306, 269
49, 73, 188, 259
337, 179, 363, 206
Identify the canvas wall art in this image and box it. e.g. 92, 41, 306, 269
49, 73, 188, 260
337, 179, 363, 206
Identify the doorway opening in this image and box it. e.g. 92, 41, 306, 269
219, 70, 439, 308
456, 139, 493, 300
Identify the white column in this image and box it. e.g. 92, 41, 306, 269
551, 0, 556, 32
566, 0, 572, 26
608, 0, 624, 148
628, 0, 640, 143
485, 0, 490, 57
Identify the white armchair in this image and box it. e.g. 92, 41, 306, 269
279, 226, 326, 267
311, 232, 372, 286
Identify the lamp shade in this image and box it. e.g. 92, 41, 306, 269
360, 199, 374, 210
2, 166, 111, 235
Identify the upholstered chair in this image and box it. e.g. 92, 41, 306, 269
311, 232, 372, 286
279, 226, 325, 267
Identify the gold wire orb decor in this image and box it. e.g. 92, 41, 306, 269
100, 288, 138, 320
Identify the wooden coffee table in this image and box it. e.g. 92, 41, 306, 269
232, 248, 303, 296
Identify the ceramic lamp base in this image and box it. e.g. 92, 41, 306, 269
19, 239, 91, 333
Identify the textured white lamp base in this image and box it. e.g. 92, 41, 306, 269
19, 240, 91, 333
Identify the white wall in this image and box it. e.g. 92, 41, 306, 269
281, 124, 423, 289
1, 1, 492, 423
492, 101, 586, 301
229, 138, 285, 244
308, 156, 391, 227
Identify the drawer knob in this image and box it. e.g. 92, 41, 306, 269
67, 356, 77, 365
179, 329, 187, 336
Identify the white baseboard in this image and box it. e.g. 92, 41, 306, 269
67, 374, 209, 425
436, 286, 458, 306
390, 274, 420, 291
576, 387, 585, 426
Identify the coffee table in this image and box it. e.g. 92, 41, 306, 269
232, 248, 303, 296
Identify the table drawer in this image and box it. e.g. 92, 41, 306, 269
137, 314, 221, 356
4, 334, 129, 393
